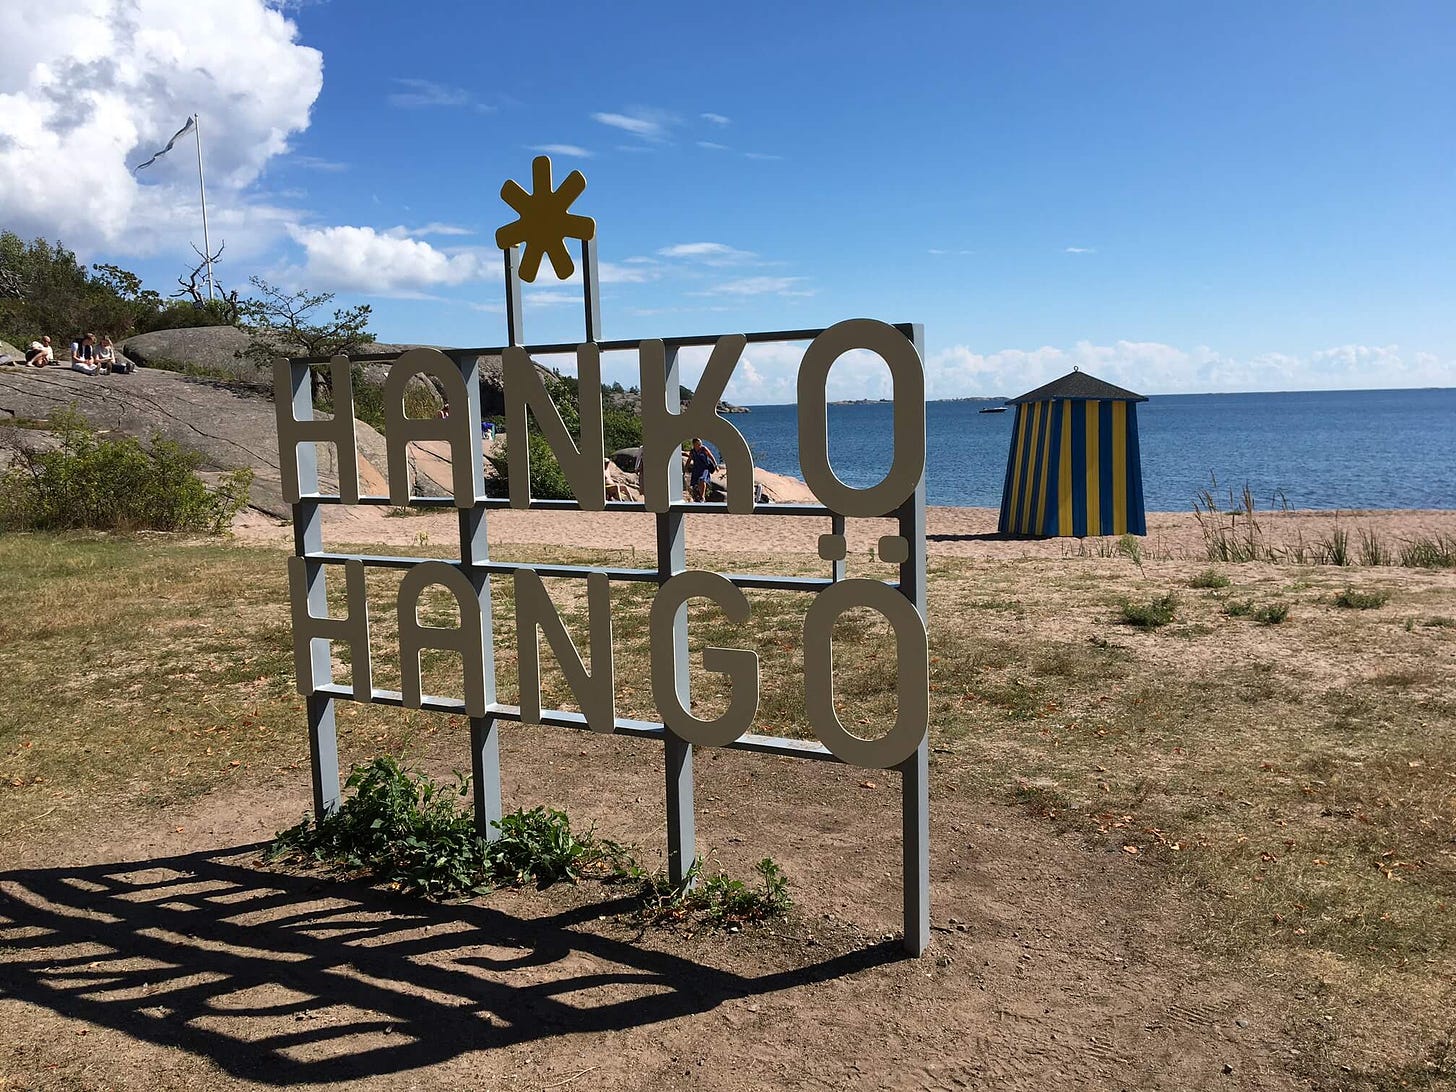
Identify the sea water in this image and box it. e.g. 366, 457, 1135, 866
729, 388, 1456, 511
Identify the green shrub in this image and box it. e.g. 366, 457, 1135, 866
1334, 587, 1389, 610
1119, 593, 1177, 628
485, 433, 575, 500
1223, 599, 1255, 618
0, 409, 250, 533
1189, 569, 1232, 589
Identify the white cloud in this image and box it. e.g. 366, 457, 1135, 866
293, 154, 348, 172
529, 143, 593, 158
661, 337, 1456, 406
0, 0, 322, 254
701, 112, 731, 126
1065, 246, 1095, 254
598, 260, 659, 284
656, 242, 756, 264
387, 78, 492, 111
591, 110, 673, 141
408, 222, 474, 237
697, 276, 811, 297
743, 151, 782, 161
289, 225, 488, 296
923, 340, 1456, 399
697, 141, 729, 151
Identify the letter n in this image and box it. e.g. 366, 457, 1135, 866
514, 570, 615, 731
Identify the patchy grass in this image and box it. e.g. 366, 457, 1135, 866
2, 534, 1455, 1085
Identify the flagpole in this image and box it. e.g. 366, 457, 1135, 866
193, 113, 215, 300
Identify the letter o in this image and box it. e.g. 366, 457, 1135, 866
803, 579, 928, 769
797, 319, 925, 517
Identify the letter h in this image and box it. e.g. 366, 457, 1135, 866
274, 356, 360, 503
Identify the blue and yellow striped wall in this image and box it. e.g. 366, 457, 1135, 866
998, 398, 1147, 537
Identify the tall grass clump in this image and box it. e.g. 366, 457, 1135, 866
1193, 479, 1267, 562
1358, 529, 1391, 567
1318, 526, 1351, 566
0, 410, 251, 533
1399, 535, 1456, 569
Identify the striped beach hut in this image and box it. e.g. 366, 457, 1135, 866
998, 369, 1148, 538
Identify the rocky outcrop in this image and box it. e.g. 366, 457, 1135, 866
122, 325, 257, 382
0, 340, 24, 364
0, 366, 460, 518
0, 341, 792, 519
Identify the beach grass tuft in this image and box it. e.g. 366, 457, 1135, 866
1399, 534, 1456, 569
1119, 593, 1178, 628
1334, 586, 1390, 609
1189, 569, 1232, 589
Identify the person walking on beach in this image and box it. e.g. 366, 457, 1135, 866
688, 437, 718, 502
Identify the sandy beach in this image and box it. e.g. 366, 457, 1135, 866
234, 502, 1456, 561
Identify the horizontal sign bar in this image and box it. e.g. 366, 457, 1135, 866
287, 323, 919, 365
311, 684, 839, 762
303, 551, 849, 592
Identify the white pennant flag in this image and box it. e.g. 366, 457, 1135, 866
133, 117, 196, 171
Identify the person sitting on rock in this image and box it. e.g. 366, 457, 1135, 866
25, 336, 54, 366
98, 336, 133, 374
70, 333, 100, 376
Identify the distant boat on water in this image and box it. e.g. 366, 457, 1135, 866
978, 405, 1007, 414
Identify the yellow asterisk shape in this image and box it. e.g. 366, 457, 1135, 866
495, 155, 597, 282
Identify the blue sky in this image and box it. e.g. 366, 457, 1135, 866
2, 1, 1453, 401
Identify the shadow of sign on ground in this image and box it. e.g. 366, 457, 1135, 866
0, 847, 900, 1085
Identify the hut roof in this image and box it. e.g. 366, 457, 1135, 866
1008, 369, 1147, 404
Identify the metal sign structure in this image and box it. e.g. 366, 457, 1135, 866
276, 158, 932, 955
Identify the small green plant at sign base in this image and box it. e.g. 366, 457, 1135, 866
268, 757, 793, 929
1334, 587, 1389, 610
1189, 569, 1231, 590
1120, 593, 1177, 629
268, 758, 600, 897
631, 856, 793, 927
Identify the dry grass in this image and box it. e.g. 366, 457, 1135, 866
2, 533, 1454, 1085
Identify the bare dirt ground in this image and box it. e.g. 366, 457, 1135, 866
2, 730, 1299, 1092
4, 511, 1454, 1091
